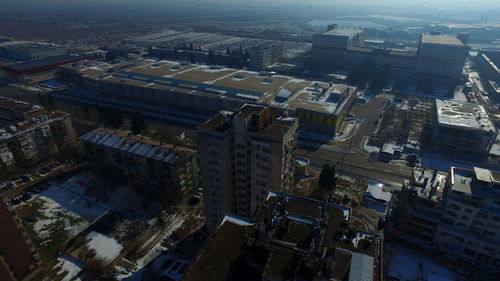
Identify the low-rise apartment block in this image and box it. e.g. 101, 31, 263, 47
0, 97, 77, 178
80, 128, 198, 204
197, 104, 298, 231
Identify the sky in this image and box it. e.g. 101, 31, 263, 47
2, 0, 499, 8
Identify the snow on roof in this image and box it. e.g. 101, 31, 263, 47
365, 182, 392, 203
436, 100, 495, 132
86, 232, 123, 262
220, 214, 255, 228
381, 143, 396, 155
421, 33, 464, 46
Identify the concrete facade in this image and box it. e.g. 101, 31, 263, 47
0, 99, 77, 177
249, 43, 283, 70
398, 167, 500, 273
80, 128, 198, 204
432, 100, 497, 155
198, 105, 298, 231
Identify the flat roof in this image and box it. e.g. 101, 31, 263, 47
325, 28, 364, 38
435, 100, 496, 132
421, 33, 464, 46
4, 54, 91, 72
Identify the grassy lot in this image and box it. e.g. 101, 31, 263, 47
17, 199, 84, 281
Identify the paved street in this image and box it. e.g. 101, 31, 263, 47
299, 95, 412, 187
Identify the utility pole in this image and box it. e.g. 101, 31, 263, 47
338, 135, 354, 179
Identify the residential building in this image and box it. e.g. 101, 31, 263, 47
197, 104, 298, 231
183, 192, 382, 281
249, 43, 283, 70
0, 199, 40, 281
80, 128, 198, 204
0, 98, 77, 178
415, 33, 470, 87
399, 168, 449, 244
432, 100, 497, 155
435, 167, 500, 271
397, 167, 500, 273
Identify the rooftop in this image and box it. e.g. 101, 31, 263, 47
450, 166, 500, 196
280, 82, 354, 114
325, 28, 364, 38
200, 104, 297, 138
406, 168, 448, 202
77, 59, 355, 115
79, 128, 196, 164
4, 54, 93, 72
0, 110, 69, 141
184, 192, 380, 281
421, 33, 464, 46
435, 100, 496, 132
0, 96, 42, 115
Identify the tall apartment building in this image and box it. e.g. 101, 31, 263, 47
415, 33, 470, 86
249, 43, 284, 70
0, 199, 40, 281
434, 167, 500, 271
397, 167, 500, 273
0, 98, 77, 177
197, 104, 298, 231
80, 128, 198, 204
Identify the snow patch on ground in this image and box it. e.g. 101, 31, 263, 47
386, 243, 463, 281
32, 197, 86, 239
56, 255, 84, 281
86, 231, 123, 262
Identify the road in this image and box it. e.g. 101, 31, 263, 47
298, 95, 412, 187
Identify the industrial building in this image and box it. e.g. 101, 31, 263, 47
415, 33, 470, 86
80, 128, 198, 204
249, 43, 283, 70
432, 100, 497, 155
123, 30, 310, 59
0, 199, 40, 281
312, 28, 366, 69
60, 59, 356, 138
0, 97, 77, 178
2, 54, 94, 82
312, 27, 470, 87
197, 104, 298, 231
477, 50, 500, 103
184, 192, 382, 281
0, 42, 67, 61
397, 166, 500, 274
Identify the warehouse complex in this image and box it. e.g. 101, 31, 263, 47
60, 59, 357, 137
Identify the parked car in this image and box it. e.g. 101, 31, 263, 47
2, 182, 16, 190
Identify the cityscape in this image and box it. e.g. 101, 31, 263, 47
0, 0, 499, 281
